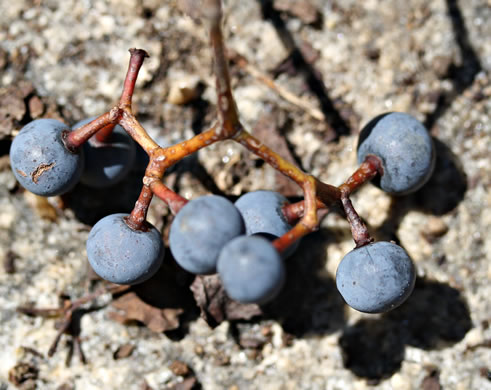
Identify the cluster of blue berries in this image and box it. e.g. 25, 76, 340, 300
170, 191, 291, 304
10, 112, 435, 313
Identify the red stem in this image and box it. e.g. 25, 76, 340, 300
279, 156, 382, 249
272, 222, 309, 253
65, 110, 119, 150
96, 48, 149, 143
340, 195, 373, 248
126, 185, 154, 231
95, 123, 117, 143
336, 156, 383, 247
119, 48, 149, 108
273, 178, 318, 254
339, 155, 383, 196
282, 198, 326, 225
150, 180, 188, 215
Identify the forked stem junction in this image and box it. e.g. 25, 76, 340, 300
63, 4, 383, 252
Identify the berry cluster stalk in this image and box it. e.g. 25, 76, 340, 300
65, 1, 382, 251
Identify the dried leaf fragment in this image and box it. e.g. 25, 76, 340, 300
252, 110, 302, 197
113, 343, 135, 360
0, 83, 29, 139
190, 275, 262, 327
110, 292, 183, 333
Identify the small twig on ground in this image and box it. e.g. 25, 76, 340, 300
17, 284, 130, 363
229, 50, 325, 121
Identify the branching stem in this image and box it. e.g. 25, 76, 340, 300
65, 5, 385, 251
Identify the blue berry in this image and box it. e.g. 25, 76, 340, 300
357, 112, 435, 195
217, 235, 285, 304
10, 119, 84, 196
86, 213, 165, 285
73, 118, 136, 188
169, 195, 245, 274
235, 190, 298, 257
336, 241, 416, 313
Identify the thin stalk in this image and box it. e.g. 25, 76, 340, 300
339, 155, 383, 196
126, 185, 154, 231
150, 180, 188, 215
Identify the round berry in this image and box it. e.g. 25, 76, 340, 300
357, 112, 435, 194
235, 190, 299, 257
86, 213, 165, 285
217, 235, 285, 304
336, 241, 416, 313
169, 195, 245, 275
10, 119, 84, 196
73, 118, 136, 188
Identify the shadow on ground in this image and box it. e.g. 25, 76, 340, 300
339, 278, 472, 381
132, 256, 201, 341
424, 0, 482, 130
257, 0, 352, 140
261, 228, 346, 337
376, 138, 467, 242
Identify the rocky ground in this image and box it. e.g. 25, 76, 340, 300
0, 0, 490, 389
